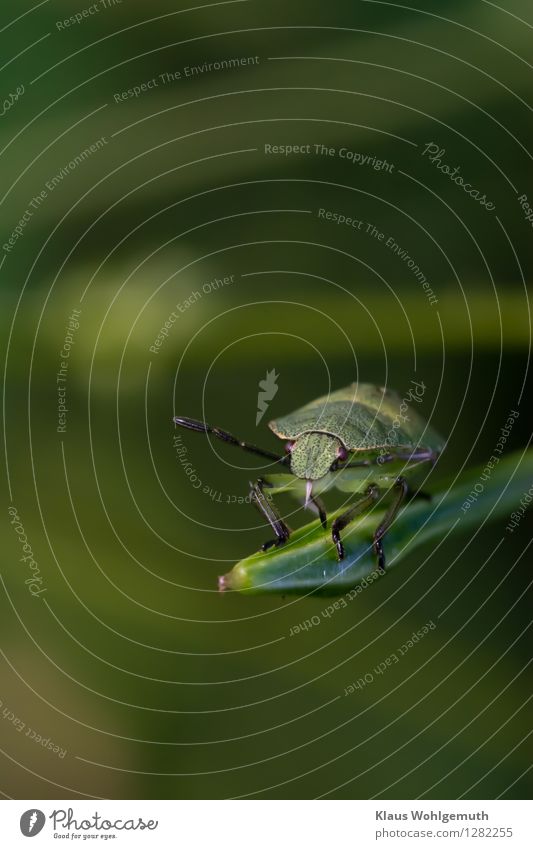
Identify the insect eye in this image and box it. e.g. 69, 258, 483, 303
285, 441, 294, 453
337, 445, 348, 462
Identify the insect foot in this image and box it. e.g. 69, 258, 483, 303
261, 535, 289, 552
373, 536, 387, 573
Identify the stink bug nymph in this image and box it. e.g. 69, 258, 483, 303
174, 383, 444, 571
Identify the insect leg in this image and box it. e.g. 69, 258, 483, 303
173, 416, 288, 465
250, 477, 291, 552
333, 457, 371, 470
339, 448, 438, 470
375, 448, 439, 465
305, 493, 328, 529
373, 476, 409, 571
332, 485, 380, 561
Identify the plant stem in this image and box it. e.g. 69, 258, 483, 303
220, 449, 533, 595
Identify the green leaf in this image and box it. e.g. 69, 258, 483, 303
220, 449, 533, 595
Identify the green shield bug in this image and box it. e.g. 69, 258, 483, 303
173, 382, 444, 572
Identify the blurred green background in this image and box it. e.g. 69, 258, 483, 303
1, 0, 531, 799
